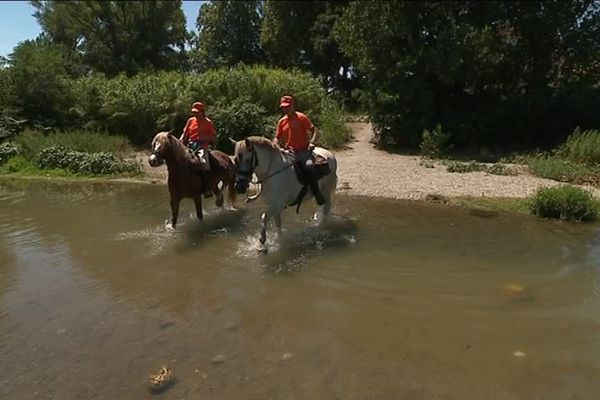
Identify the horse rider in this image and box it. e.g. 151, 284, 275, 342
180, 101, 216, 197
272, 95, 326, 205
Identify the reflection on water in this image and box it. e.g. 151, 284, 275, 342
2, 178, 600, 399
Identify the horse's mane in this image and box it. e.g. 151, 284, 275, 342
245, 136, 279, 151
154, 131, 192, 165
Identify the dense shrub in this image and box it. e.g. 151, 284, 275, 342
529, 185, 598, 222
445, 161, 487, 173
0, 143, 18, 164
69, 66, 348, 148
420, 124, 451, 158
0, 115, 26, 143
187, 66, 348, 147
38, 145, 137, 175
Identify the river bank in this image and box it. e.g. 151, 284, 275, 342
2, 122, 599, 217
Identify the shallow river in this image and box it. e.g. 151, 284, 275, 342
1, 179, 600, 400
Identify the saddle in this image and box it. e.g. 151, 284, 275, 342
292, 153, 331, 186
289, 152, 331, 213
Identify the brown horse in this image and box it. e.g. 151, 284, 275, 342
148, 131, 236, 228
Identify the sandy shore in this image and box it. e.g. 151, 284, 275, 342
134, 122, 600, 200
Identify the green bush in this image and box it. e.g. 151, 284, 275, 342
487, 164, 510, 175
0, 142, 18, 164
70, 66, 348, 148
529, 185, 598, 222
38, 145, 137, 175
0, 115, 26, 143
186, 65, 348, 148
446, 161, 487, 173
420, 124, 451, 158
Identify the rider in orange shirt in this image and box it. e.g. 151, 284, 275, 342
272, 95, 325, 205
180, 101, 216, 196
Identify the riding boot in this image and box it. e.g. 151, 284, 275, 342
201, 170, 213, 198
308, 173, 326, 205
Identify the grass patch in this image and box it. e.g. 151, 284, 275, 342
0, 154, 141, 179
555, 128, 600, 165
0, 155, 74, 177
15, 129, 133, 160
528, 185, 598, 222
0, 129, 139, 178
526, 155, 600, 185
317, 100, 351, 149
509, 129, 600, 186
450, 196, 530, 215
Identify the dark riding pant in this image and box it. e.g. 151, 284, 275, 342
290, 150, 325, 205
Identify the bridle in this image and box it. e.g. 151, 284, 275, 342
150, 134, 174, 164
235, 145, 294, 185
235, 145, 259, 181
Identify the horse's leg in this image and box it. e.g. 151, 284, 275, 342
274, 213, 282, 233
170, 197, 180, 228
227, 173, 237, 210
193, 196, 203, 221
316, 177, 335, 225
321, 193, 332, 224
215, 179, 224, 210
259, 211, 270, 246
259, 203, 285, 253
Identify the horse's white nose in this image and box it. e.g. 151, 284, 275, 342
148, 154, 158, 166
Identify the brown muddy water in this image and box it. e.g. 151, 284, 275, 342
1, 179, 600, 400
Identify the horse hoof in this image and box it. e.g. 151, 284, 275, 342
257, 246, 268, 254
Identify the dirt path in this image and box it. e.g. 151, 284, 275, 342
131, 122, 600, 200
334, 122, 600, 200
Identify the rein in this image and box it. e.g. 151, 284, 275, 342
237, 144, 296, 203
239, 146, 293, 185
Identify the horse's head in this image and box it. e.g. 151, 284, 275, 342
148, 131, 175, 167
233, 138, 258, 194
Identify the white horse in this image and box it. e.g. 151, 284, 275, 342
233, 136, 338, 251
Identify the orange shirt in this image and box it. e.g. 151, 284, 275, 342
182, 116, 216, 147
275, 112, 314, 151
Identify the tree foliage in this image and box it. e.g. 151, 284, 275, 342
335, 0, 600, 149
31, 0, 188, 76
261, 0, 357, 101
7, 38, 73, 126
191, 0, 263, 71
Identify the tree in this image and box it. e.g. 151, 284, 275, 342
334, 1, 600, 149
261, 0, 358, 100
31, 1, 188, 76
7, 38, 73, 125
191, 0, 263, 71
261, 0, 356, 100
